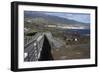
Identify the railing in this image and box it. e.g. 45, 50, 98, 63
24, 32, 44, 61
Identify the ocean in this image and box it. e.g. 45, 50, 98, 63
64, 29, 90, 36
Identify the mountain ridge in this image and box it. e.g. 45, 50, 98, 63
24, 11, 90, 29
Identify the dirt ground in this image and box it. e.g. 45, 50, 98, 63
51, 37, 90, 60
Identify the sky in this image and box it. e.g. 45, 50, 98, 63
25, 11, 90, 24
44, 12, 90, 23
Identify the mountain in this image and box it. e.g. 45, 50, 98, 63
24, 11, 90, 29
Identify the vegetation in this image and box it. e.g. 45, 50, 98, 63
24, 16, 90, 60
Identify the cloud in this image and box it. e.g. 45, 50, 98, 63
44, 12, 90, 23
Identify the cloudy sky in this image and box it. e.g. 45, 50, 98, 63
44, 12, 90, 24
